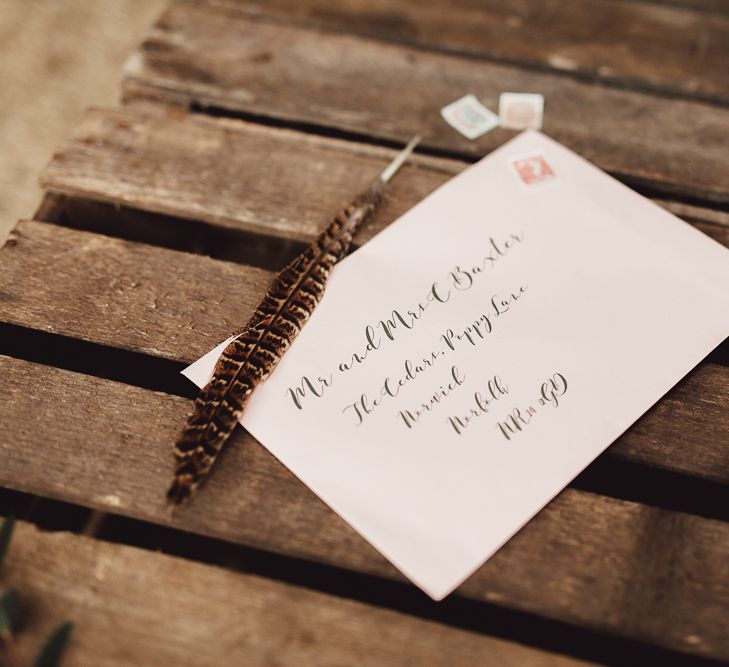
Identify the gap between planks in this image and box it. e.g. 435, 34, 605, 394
1, 355, 728, 661
626, 0, 729, 16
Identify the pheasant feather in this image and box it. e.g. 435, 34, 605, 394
167, 136, 421, 505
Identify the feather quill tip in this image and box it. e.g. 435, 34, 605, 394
166, 474, 194, 508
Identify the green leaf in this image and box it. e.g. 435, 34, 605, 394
33, 622, 73, 667
0, 515, 15, 571
0, 588, 22, 634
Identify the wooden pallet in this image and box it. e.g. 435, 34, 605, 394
1, 1, 727, 664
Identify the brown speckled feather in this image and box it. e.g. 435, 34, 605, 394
167, 137, 419, 505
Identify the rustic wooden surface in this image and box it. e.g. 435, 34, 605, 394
122, 1, 729, 203
0, 219, 271, 361
2, 355, 728, 660
209, 0, 729, 104
6, 521, 594, 667
0, 0, 727, 664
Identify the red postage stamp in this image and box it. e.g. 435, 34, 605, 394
511, 153, 555, 185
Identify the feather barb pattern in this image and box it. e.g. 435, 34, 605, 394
167, 136, 421, 505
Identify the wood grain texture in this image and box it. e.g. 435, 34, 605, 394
4, 522, 593, 667
121, 2, 729, 203
41, 106, 452, 244
205, 0, 729, 104
1, 356, 728, 660
1, 220, 727, 484
41, 107, 729, 247
0, 220, 272, 362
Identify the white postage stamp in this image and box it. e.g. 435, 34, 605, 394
441, 94, 500, 140
499, 92, 544, 130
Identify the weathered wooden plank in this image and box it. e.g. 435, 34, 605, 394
1, 220, 727, 484
41, 107, 729, 247
0, 220, 272, 362
1, 356, 728, 660
204, 0, 729, 104
5, 522, 592, 667
121, 2, 729, 203
41, 106, 452, 245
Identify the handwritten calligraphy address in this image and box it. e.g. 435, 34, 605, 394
281, 232, 564, 439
